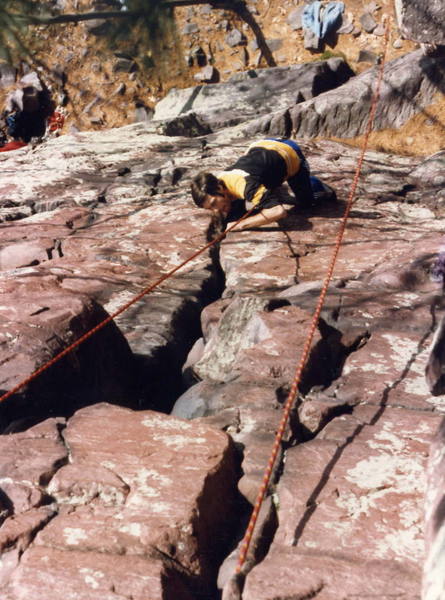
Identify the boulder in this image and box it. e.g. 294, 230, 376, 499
0, 280, 135, 430
247, 50, 445, 139
359, 11, 377, 32
395, 0, 445, 45
225, 29, 245, 47
1, 403, 239, 599
287, 6, 304, 30
153, 59, 354, 129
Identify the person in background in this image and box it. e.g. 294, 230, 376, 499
190, 138, 335, 231
3, 72, 54, 144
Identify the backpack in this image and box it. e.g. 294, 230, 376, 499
22, 86, 40, 113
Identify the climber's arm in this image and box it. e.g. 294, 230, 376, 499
227, 204, 288, 231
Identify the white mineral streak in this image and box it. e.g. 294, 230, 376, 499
374, 528, 423, 561
103, 290, 138, 315
381, 333, 418, 371
63, 527, 88, 545
341, 436, 425, 562
152, 433, 207, 449
118, 522, 142, 537
141, 415, 194, 430
349, 448, 424, 494
79, 567, 105, 590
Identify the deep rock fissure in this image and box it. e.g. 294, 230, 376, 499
171, 255, 382, 596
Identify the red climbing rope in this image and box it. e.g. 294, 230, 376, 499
235, 16, 392, 574
0, 207, 256, 405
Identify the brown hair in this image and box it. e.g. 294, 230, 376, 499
190, 172, 222, 207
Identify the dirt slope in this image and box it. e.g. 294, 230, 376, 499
0, 0, 443, 155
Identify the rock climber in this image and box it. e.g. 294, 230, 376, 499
190, 137, 335, 231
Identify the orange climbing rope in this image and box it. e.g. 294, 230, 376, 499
235, 16, 392, 574
0, 208, 256, 406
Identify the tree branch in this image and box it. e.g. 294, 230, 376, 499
14, 2, 217, 25
12, 0, 276, 67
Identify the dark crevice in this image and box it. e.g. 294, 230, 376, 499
45, 240, 63, 260
38, 454, 69, 488
132, 250, 226, 415
298, 317, 371, 396
56, 420, 72, 464
29, 306, 50, 316
294, 400, 355, 444
0, 488, 14, 526
55, 239, 64, 257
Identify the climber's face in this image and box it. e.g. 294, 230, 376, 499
202, 189, 232, 217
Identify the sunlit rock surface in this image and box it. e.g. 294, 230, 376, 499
1, 404, 238, 599
395, 0, 445, 45
0, 104, 444, 598
423, 418, 445, 600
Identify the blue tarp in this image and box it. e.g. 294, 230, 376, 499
302, 1, 345, 39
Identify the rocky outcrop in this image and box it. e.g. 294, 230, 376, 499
247, 50, 445, 139
0, 404, 239, 599
1, 121, 445, 598
0, 126, 222, 423
395, 0, 445, 45
152, 50, 445, 142
153, 58, 354, 132
168, 137, 445, 597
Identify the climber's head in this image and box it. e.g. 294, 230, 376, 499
191, 172, 232, 217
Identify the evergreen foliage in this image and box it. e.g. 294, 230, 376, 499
0, 0, 274, 75
0, 0, 42, 63
0, 0, 180, 74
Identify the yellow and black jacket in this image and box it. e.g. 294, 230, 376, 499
217, 139, 302, 208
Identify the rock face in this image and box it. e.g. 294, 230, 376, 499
154, 50, 445, 141
153, 58, 354, 131
0, 404, 238, 599
247, 50, 445, 139
0, 126, 222, 423
169, 136, 445, 598
1, 69, 445, 599
0, 281, 135, 429
395, 0, 445, 45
